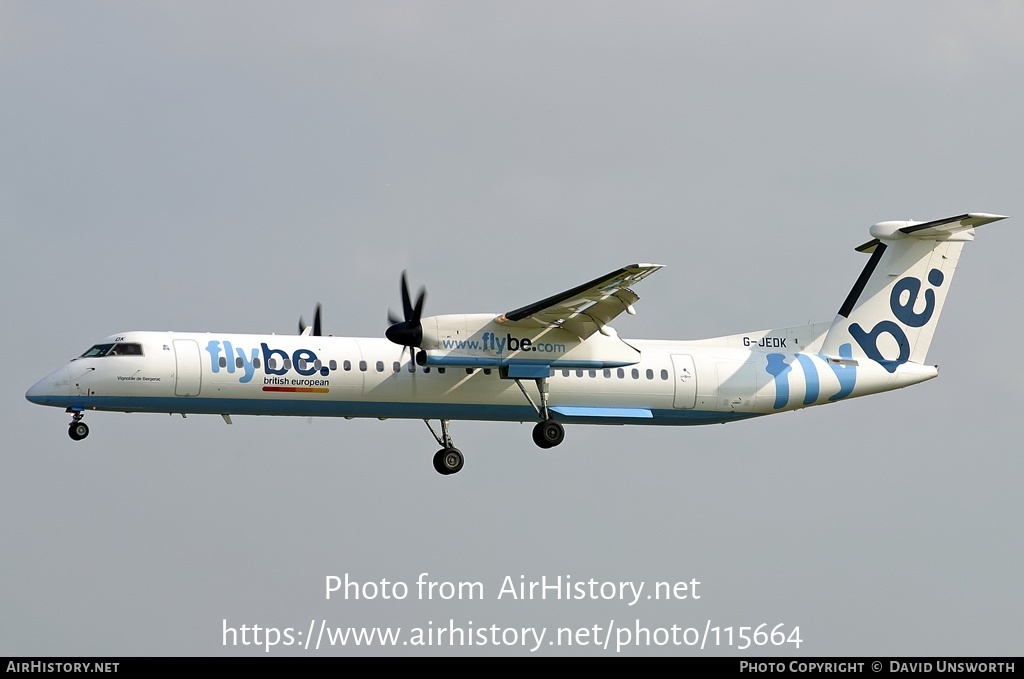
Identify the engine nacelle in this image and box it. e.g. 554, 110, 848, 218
416, 313, 641, 370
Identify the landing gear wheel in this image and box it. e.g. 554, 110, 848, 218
432, 447, 464, 475
532, 419, 564, 449
68, 421, 89, 441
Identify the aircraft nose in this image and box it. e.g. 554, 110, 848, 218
26, 366, 71, 405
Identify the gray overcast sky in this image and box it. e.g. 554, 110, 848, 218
2, 2, 1022, 657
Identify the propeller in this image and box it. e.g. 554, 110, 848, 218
299, 303, 322, 336
386, 271, 426, 351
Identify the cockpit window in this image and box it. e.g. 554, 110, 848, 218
80, 344, 115, 358
110, 343, 144, 356
79, 343, 144, 358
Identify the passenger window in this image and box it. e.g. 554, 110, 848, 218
661, 369, 669, 380
219, 357, 227, 368
329, 360, 338, 371
617, 368, 625, 378
283, 359, 292, 370
268, 358, 278, 371
603, 369, 611, 378
236, 357, 244, 369
344, 360, 351, 371
376, 361, 384, 372
438, 367, 446, 374
253, 358, 261, 369
632, 368, 640, 379
393, 362, 400, 373
646, 369, 654, 380
359, 360, 367, 372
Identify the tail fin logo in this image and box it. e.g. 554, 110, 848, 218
849, 269, 944, 373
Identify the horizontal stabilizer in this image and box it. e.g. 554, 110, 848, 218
855, 213, 1007, 253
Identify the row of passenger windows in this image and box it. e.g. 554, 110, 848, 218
562, 368, 670, 381
220, 357, 340, 371
217, 355, 671, 380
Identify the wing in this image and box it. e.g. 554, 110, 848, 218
495, 263, 663, 339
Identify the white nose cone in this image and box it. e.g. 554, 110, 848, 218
25, 366, 71, 406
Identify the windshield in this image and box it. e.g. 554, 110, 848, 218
79, 343, 143, 358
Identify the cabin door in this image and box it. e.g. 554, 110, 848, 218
671, 354, 697, 409
173, 339, 202, 396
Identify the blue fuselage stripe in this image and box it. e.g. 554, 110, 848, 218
32, 394, 760, 426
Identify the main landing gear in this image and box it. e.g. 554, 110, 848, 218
67, 410, 89, 441
422, 375, 567, 476
424, 419, 464, 475
532, 418, 564, 449
515, 375, 565, 450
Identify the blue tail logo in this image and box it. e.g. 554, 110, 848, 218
849, 269, 944, 373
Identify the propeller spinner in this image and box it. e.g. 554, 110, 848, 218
386, 272, 426, 349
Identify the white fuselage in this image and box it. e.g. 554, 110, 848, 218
26, 328, 938, 427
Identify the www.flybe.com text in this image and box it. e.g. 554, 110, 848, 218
443, 332, 566, 355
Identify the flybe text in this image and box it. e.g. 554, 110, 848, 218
442, 333, 566, 355
205, 340, 329, 384
851, 268, 944, 373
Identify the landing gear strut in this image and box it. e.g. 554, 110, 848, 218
422, 372, 568, 473
425, 419, 464, 475
514, 375, 566, 449
67, 410, 89, 441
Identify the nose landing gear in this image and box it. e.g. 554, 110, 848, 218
67, 410, 89, 441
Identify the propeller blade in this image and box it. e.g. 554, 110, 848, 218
412, 286, 426, 322
400, 271, 413, 320
386, 271, 427, 348
299, 304, 323, 336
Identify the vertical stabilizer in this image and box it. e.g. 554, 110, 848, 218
820, 213, 1006, 372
